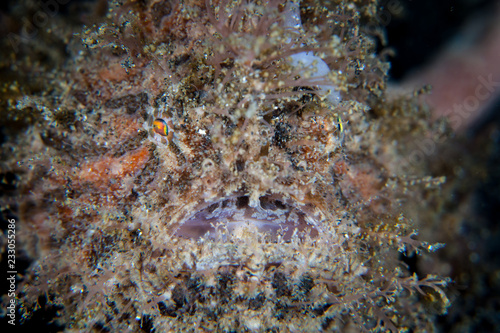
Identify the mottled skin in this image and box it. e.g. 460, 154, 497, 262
0, 0, 450, 332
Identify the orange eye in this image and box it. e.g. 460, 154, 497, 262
153, 118, 168, 136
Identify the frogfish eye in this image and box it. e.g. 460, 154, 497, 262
153, 118, 169, 136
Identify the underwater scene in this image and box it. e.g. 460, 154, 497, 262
0, 0, 499, 332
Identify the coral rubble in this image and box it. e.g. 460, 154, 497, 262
1, 0, 451, 331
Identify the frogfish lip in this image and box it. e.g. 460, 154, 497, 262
173, 193, 319, 241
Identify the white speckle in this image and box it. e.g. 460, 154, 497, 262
245, 317, 262, 330
70, 285, 83, 294
198, 129, 206, 135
